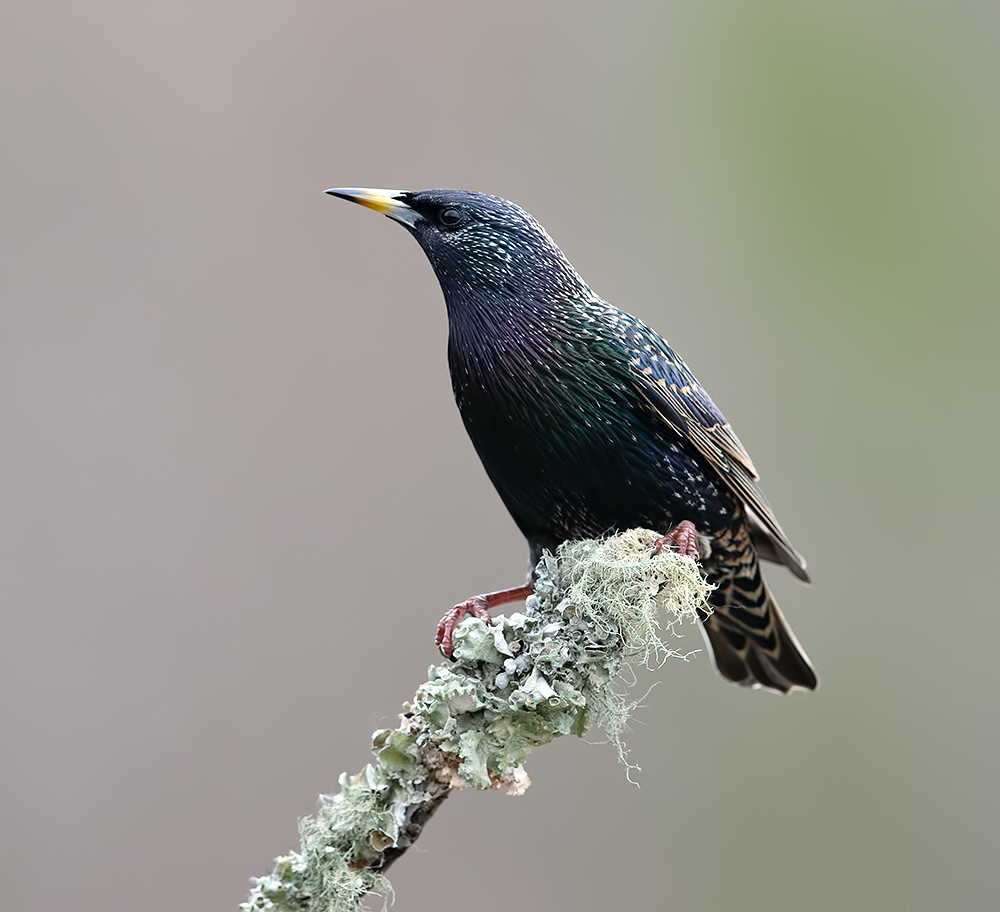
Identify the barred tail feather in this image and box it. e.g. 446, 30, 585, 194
701, 559, 818, 694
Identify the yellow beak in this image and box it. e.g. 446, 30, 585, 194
324, 187, 419, 227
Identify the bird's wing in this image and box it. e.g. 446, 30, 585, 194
626, 338, 810, 582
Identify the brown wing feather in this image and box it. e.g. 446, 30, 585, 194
630, 366, 810, 582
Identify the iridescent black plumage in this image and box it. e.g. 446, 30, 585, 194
327, 188, 818, 693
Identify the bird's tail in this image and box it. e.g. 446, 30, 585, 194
701, 547, 818, 694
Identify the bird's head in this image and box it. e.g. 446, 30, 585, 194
326, 188, 588, 305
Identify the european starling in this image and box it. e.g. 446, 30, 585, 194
326, 188, 817, 694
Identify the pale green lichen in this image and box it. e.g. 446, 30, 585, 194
243, 529, 711, 912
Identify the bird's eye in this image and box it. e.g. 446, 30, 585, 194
439, 207, 465, 228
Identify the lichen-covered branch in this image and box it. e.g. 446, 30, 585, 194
242, 529, 712, 912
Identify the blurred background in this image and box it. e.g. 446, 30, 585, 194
5, 2, 998, 910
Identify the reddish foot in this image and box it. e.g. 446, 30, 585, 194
436, 584, 534, 657
651, 520, 701, 560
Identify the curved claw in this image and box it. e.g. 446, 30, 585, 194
435, 584, 534, 657
435, 597, 492, 656
651, 520, 701, 560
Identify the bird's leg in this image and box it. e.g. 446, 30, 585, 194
651, 520, 702, 560
436, 584, 534, 657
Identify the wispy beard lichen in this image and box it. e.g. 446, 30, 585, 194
243, 529, 711, 912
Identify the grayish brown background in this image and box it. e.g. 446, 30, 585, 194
5, 2, 998, 910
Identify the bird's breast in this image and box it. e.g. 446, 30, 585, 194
447, 328, 733, 547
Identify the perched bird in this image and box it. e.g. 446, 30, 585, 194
327, 188, 817, 693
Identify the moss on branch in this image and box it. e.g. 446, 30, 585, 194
243, 529, 712, 912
